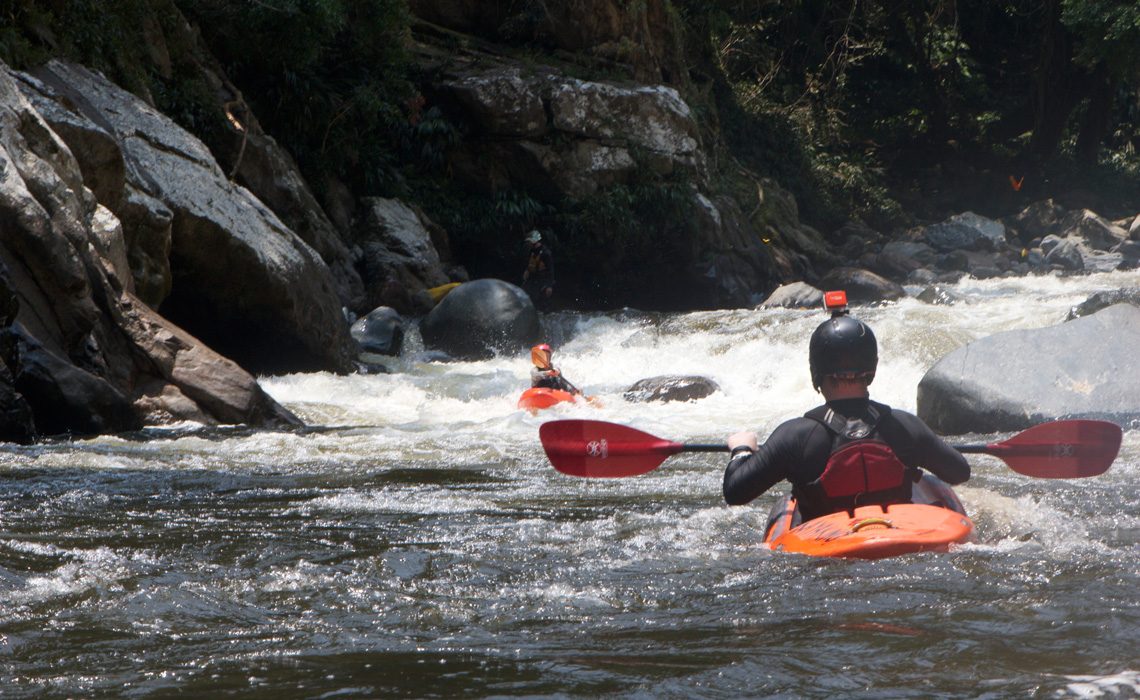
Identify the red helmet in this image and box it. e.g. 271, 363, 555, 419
531, 344, 553, 368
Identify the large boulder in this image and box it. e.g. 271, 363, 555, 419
354, 198, 451, 315
758, 281, 822, 309
919, 211, 1007, 252
1055, 209, 1128, 252
419, 279, 539, 359
227, 127, 366, 312
917, 304, 1140, 434
439, 65, 704, 200
816, 267, 906, 304
18, 60, 356, 376
1, 59, 300, 432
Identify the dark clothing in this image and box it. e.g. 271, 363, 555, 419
531, 367, 577, 394
525, 244, 554, 285
523, 244, 554, 307
723, 398, 969, 521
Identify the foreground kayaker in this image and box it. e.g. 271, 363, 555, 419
530, 344, 582, 396
724, 292, 970, 523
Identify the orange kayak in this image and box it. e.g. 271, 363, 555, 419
762, 475, 974, 559
517, 388, 578, 412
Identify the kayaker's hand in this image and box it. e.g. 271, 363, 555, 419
727, 431, 758, 451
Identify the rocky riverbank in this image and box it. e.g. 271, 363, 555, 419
1, 0, 1139, 441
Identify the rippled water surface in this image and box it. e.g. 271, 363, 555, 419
1, 272, 1138, 698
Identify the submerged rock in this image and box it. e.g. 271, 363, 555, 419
624, 375, 720, 403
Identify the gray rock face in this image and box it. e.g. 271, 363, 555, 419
419, 279, 539, 359
19, 60, 356, 376
354, 198, 451, 315
920, 211, 1007, 252
917, 304, 1140, 434
230, 128, 366, 312
759, 282, 823, 309
624, 375, 720, 403
11, 327, 141, 436
440, 66, 704, 200
1066, 289, 1140, 320
1, 59, 300, 433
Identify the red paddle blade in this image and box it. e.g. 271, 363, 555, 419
988, 419, 1123, 478
539, 420, 684, 477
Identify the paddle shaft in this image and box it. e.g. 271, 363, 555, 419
675, 444, 728, 453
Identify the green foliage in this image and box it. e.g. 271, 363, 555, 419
675, 0, 1140, 226
555, 180, 697, 308
0, 0, 164, 92
422, 187, 548, 281
1062, 0, 1140, 72
419, 171, 699, 309
176, 0, 415, 194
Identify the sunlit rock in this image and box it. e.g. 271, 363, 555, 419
758, 282, 822, 309
918, 304, 1140, 433
18, 60, 356, 376
920, 212, 1007, 252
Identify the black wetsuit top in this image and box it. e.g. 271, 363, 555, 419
531, 367, 576, 393
723, 398, 969, 519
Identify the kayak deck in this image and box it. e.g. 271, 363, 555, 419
517, 387, 577, 412
762, 474, 974, 559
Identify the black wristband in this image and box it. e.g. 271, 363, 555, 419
730, 445, 754, 458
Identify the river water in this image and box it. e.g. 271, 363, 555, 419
1, 271, 1138, 698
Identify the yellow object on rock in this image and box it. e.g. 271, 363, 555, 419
428, 282, 461, 303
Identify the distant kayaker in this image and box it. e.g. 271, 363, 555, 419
723, 292, 969, 522
530, 344, 581, 395
522, 230, 554, 308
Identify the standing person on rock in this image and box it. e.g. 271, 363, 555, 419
522, 230, 554, 309
723, 291, 970, 524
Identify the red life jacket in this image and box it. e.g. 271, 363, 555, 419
793, 403, 917, 520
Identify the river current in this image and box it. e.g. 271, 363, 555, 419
1, 271, 1138, 698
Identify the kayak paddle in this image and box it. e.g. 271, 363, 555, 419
952, 419, 1122, 478
538, 420, 725, 477
540, 418, 1123, 479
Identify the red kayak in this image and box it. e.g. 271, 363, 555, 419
762, 474, 974, 559
517, 388, 578, 412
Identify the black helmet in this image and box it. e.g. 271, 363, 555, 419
808, 314, 877, 390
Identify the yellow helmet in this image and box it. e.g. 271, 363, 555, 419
531, 343, 552, 368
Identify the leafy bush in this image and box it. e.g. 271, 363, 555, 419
176, 0, 415, 194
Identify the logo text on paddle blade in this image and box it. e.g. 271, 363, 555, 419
586, 439, 609, 459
